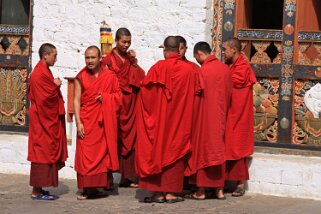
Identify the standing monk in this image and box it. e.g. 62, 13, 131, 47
74, 46, 121, 199
136, 36, 197, 203
28, 43, 68, 200
101, 28, 145, 188
222, 38, 257, 197
186, 42, 231, 200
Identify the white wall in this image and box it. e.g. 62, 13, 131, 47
31, 0, 212, 100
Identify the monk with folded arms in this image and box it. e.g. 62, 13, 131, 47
101, 28, 145, 188
74, 46, 121, 199
28, 43, 68, 200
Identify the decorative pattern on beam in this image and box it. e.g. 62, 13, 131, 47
237, 29, 283, 41
0, 25, 29, 35
298, 32, 321, 42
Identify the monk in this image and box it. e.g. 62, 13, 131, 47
222, 38, 257, 197
175, 35, 202, 191
136, 36, 198, 203
28, 43, 68, 200
101, 28, 145, 188
186, 41, 232, 200
74, 46, 121, 199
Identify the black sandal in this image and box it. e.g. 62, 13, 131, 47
232, 186, 245, 197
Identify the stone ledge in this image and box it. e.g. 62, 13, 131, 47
255, 146, 321, 157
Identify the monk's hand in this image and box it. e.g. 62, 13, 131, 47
95, 94, 103, 103
77, 122, 85, 139
128, 49, 136, 58
54, 77, 62, 87
128, 50, 138, 66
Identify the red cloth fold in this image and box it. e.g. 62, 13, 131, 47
28, 61, 68, 165
186, 55, 232, 176
74, 67, 121, 176
225, 55, 257, 160
135, 53, 198, 178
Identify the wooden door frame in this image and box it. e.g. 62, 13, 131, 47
219, 0, 321, 151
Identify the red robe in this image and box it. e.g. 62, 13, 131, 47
102, 49, 145, 181
225, 55, 257, 160
28, 61, 68, 165
135, 53, 197, 179
74, 67, 121, 178
101, 48, 145, 157
186, 55, 232, 177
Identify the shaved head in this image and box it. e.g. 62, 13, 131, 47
163, 36, 179, 52
193, 41, 211, 54
115, 28, 131, 41
85, 45, 101, 57
224, 38, 242, 52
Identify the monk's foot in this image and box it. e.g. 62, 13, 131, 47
32, 187, 42, 196
187, 188, 205, 200
232, 186, 245, 197
215, 188, 226, 200
119, 179, 139, 188
143, 192, 165, 203
165, 193, 185, 203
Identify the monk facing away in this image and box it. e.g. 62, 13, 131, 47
222, 38, 257, 197
185, 41, 232, 200
28, 43, 68, 200
101, 28, 145, 188
136, 36, 198, 203
74, 46, 121, 200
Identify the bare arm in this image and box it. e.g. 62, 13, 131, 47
74, 79, 85, 139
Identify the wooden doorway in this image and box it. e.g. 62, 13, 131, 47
215, 0, 321, 150
0, 0, 32, 132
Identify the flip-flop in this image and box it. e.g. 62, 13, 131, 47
232, 186, 245, 197
31, 194, 56, 200
185, 193, 206, 200
165, 196, 185, 203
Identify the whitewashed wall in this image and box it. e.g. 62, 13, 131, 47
31, 0, 213, 96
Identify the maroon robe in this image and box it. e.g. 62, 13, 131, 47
225, 55, 257, 180
136, 53, 198, 192
101, 49, 145, 181
186, 55, 232, 188
74, 66, 121, 188
28, 61, 68, 187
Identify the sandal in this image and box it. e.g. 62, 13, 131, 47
119, 180, 139, 188
41, 190, 50, 195
143, 196, 165, 203
185, 193, 205, 200
165, 196, 185, 203
31, 194, 56, 200
232, 186, 245, 197
77, 194, 89, 200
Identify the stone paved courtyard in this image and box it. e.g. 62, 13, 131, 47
0, 173, 321, 214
